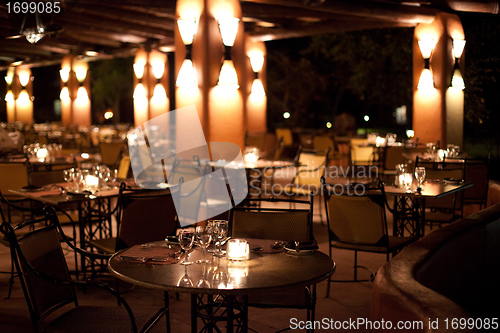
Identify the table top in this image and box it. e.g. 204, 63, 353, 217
207, 159, 299, 170
383, 180, 472, 198
8, 180, 175, 206
108, 243, 335, 296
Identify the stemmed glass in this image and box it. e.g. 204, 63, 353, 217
415, 167, 426, 189
178, 230, 195, 265
213, 220, 228, 257
196, 263, 211, 289
196, 225, 212, 264
178, 265, 193, 287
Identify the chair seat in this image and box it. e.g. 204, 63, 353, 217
331, 235, 413, 253
88, 237, 117, 254
44, 305, 166, 333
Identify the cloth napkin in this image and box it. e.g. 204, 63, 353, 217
118, 244, 182, 265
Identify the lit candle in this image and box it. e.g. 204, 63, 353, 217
85, 175, 100, 192
227, 239, 248, 261
36, 147, 48, 160
244, 152, 258, 163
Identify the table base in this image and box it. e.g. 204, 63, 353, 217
191, 294, 248, 333
393, 196, 425, 239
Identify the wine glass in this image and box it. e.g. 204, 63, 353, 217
196, 263, 211, 289
177, 265, 193, 287
415, 167, 426, 188
213, 220, 228, 257
195, 225, 212, 264
178, 230, 195, 265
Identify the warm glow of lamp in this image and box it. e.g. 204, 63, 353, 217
248, 51, 264, 73
452, 39, 466, 59
177, 18, 198, 45
218, 17, 239, 47
36, 147, 48, 159
417, 68, 434, 91
4, 75, 13, 86
76, 86, 88, 100
133, 83, 147, 99
217, 60, 239, 88
104, 110, 114, 119
418, 39, 435, 59
451, 68, 465, 90
133, 62, 145, 79
151, 61, 165, 80
176, 59, 197, 87
5, 90, 14, 103
18, 89, 30, 102
60, 87, 70, 100
251, 78, 265, 97
18, 70, 31, 87
74, 64, 88, 83
59, 68, 70, 83
152, 83, 167, 99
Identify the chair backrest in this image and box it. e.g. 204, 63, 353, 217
464, 158, 490, 203
229, 198, 313, 242
100, 141, 125, 167
29, 170, 66, 187
275, 128, 293, 146
1, 214, 77, 329
117, 155, 131, 179
275, 144, 302, 163
294, 150, 329, 188
0, 161, 29, 198
350, 138, 375, 165
115, 186, 180, 250
383, 145, 406, 171
312, 135, 336, 160
324, 183, 388, 245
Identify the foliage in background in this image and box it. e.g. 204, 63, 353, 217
90, 57, 134, 124
461, 13, 500, 158
266, 28, 414, 131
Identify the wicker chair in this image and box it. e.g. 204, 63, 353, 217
322, 178, 413, 297
1, 207, 169, 333
228, 197, 316, 333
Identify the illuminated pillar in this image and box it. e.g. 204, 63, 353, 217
413, 13, 465, 147
245, 35, 267, 133
60, 55, 91, 126
7, 66, 34, 124
176, 0, 249, 149
133, 48, 169, 127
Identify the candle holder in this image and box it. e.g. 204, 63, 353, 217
226, 239, 248, 261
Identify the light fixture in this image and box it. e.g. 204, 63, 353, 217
18, 69, 31, 87
133, 83, 147, 100
60, 87, 70, 101
218, 17, 239, 47
177, 18, 198, 45
74, 64, 87, 83
248, 51, 265, 96
133, 61, 146, 80
176, 59, 197, 87
176, 17, 199, 88
217, 60, 239, 88
59, 68, 70, 83
5, 91, 14, 103
417, 38, 436, 90
451, 38, 466, 90
76, 86, 88, 100
217, 17, 240, 88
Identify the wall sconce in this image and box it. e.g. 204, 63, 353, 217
417, 38, 435, 91
5, 91, 14, 103
133, 83, 147, 100
59, 68, 70, 83
133, 61, 146, 80
74, 65, 87, 84
60, 87, 70, 101
249, 51, 265, 96
18, 70, 31, 88
451, 38, 466, 90
176, 17, 198, 88
217, 17, 239, 88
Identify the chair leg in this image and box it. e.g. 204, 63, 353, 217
164, 292, 171, 333
354, 251, 358, 281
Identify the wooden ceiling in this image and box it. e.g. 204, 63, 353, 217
0, 0, 498, 70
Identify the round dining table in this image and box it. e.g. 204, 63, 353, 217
108, 242, 335, 333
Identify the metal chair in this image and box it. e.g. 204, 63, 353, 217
464, 157, 490, 209
1, 207, 169, 333
228, 196, 316, 333
322, 178, 413, 297
415, 156, 466, 227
